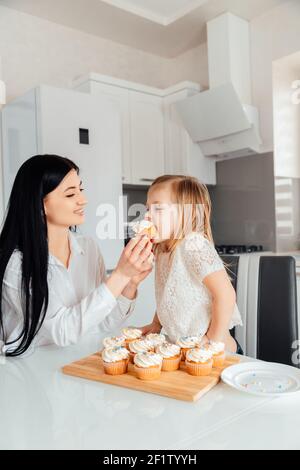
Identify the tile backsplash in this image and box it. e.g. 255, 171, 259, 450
209, 152, 277, 251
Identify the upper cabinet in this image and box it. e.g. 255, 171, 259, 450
74, 80, 132, 183
129, 90, 164, 185
73, 74, 216, 186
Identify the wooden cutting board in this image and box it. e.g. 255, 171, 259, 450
62, 352, 240, 402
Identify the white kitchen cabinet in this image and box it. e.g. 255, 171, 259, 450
73, 74, 216, 186
129, 90, 165, 185
75, 80, 132, 184
164, 87, 217, 185
1, 85, 124, 270
74, 74, 165, 186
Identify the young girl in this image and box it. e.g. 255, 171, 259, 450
141, 175, 243, 353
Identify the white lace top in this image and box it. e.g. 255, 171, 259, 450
155, 232, 242, 343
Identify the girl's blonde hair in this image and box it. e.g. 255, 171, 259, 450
149, 175, 213, 255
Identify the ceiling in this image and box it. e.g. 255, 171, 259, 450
0, 0, 290, 57
100, 0, 209, 25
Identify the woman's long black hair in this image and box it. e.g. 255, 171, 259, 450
0, 155, 79, 356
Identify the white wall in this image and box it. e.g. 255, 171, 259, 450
1, 1, 299, 141
273, 56, 300, 178
272, 52, 300, 252
0, 5, 208, 103
165, 42, 209, 89
250, 0, 300, 153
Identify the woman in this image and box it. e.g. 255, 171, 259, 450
0, 155, 153, 357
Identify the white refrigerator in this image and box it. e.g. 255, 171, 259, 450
1, 85, 125, 271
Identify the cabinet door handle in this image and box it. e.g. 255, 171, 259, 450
139, 178, 155, 182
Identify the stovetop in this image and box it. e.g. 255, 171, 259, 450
216, 244, 264, 255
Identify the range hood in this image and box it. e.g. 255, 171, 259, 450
176, 13, 262, 159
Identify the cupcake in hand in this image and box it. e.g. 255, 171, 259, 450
121, 327, 143, 349
185, 348, 213, 376
128, 338, 154, 363
176, 336, 202, 360
102, 335, 126, 349
155, 342, 181, 371
205, 341, 226, 368
102, 346, 129, 375
134, 351, 163, 381
132, 219, 158, 239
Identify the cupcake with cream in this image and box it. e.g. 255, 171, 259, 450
155, 342, 181, 371
128, 338, 154, 363
121, 327, 143, 349
132, 219, 158, 239
146, 333, 166, 348
205, 341, 226, 368
102, 335, 126, 349
185, 348, 213, 376
102, 346, 129, 375
176, 336, 202, 360
134, 351, 163, 380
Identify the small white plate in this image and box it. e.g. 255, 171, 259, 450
221, 361, 300, 397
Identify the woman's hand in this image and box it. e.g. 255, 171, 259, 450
116, 234, 153, 280
105, 235, 153, 299
121, 266, 153, 300
131, 264, 153, 286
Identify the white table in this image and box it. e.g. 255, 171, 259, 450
1, 333, 299, 450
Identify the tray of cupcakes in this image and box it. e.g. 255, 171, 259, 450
62, 327, 240, 401
102, 328, 228, 379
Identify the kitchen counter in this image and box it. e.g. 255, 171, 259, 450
1, 332, 300, 450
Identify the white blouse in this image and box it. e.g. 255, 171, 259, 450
155, 232, 242, 343
0, 232, 135, 356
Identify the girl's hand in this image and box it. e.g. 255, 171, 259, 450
141, 319, 162, 336
200, 334, 209, 347
115, 235, 153, 281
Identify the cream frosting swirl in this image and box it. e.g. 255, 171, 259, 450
102, 346, 129, 363
134, 352, 163, 368
131, 220, 157, 237
186, 348, 213, 363
176, 336, 201, 348
207, 341, 225, 355
146, 333, 166, 347
102, 335, 126, 348
121, 328, 143, 340
155, 342, 181, 358
129, 339, 153, 353
132, 220, 153, 233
